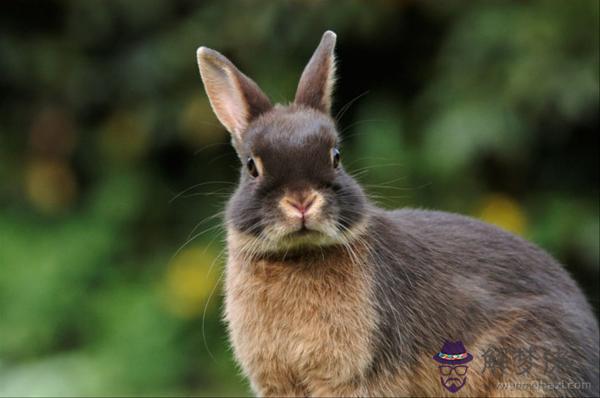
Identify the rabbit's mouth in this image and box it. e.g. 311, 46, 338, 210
227, 215, 370, 259
253, 219, 341, 251
277, 228, 337, 249
289, 225, 314, 236
285, 225, 330, 241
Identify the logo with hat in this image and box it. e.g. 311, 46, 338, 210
433, 340, 473, 393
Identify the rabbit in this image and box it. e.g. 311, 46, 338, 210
196, 31, 599, 397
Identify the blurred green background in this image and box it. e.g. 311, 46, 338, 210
0, 0, 598, 396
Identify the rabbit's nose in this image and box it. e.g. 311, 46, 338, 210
279, 189, 325, 222
283, 192, 318, 217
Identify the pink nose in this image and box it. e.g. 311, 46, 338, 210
287, 194, 316, 216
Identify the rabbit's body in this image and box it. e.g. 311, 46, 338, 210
196, 31, 599, 397
225, 209, 599, 396
225, 229, 376, 397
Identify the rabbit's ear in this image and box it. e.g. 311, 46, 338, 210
294, 31, 337, 114
197, 47, 272, 141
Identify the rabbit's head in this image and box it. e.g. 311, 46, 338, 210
197, 31, 368, 255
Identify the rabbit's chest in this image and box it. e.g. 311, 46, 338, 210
224, 255, 377, 380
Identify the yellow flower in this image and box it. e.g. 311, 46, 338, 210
162, 246, 222, 319
25, 158, 77, 214
477, 193, 527, 236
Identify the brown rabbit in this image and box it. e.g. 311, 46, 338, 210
196, 31, 599, 397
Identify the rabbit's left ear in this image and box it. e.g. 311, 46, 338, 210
196, 47, 272, 143
294, 31, 337, 115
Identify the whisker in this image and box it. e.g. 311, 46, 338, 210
170, 223, 224, 263
193, 141, 230, 156
179, 192, 232, 200
335, 90, 370, 122
187, 211, 226, 240
340, 119, 386, 135
169, 181, 236, 204
202, 247, 227, 361
208, 152, 237, 165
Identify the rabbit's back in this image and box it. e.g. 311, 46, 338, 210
364, 208, 599, 396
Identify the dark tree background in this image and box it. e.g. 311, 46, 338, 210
0, 1, 597, 395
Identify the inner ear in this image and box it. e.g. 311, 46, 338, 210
197, 47, 272, 145
295, 31, 337, 114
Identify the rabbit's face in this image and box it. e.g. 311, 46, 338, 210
196, 31, 361, 254
226, 106, 368, 253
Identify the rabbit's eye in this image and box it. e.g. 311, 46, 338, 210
332, 148, 341, 169
246, 157, 259, 178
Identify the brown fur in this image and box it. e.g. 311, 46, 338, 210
225, 233, 376, 396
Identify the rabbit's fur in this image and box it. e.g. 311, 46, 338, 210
196, 31, 599, 397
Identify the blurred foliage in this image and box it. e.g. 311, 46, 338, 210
0, 0, 598, 396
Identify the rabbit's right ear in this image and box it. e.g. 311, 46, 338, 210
294, 31, 337, 114
196, 47, 272, 144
